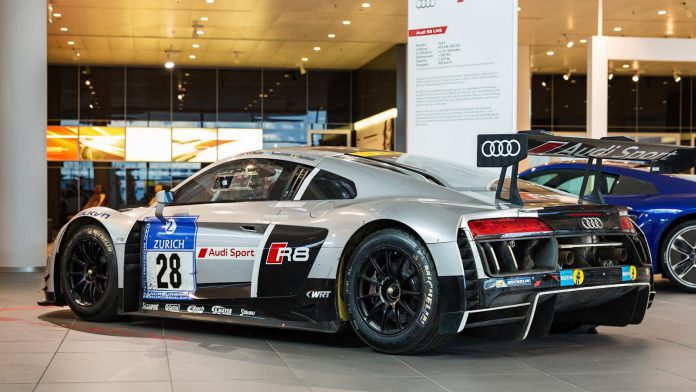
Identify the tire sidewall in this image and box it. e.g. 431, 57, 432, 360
60, 225, 119, 318
661, 221, 696, 293
343, 229, 440, 353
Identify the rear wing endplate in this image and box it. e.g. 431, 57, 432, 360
477, 130, 696, 206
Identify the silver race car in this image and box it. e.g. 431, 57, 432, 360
41, 132, 685, 354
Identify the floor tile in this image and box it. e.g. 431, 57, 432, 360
41, 352, 170, 383
35, 381, 172, 392
0, 353, 54, 383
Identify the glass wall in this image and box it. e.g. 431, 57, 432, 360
531, 73, 696, 143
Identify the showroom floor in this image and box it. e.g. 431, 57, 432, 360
1, 273, 696, 392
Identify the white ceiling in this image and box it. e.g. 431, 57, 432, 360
47, 0, 696, 74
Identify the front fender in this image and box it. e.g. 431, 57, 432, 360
48, 207, 142, 295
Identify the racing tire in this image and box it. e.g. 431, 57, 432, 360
343, 228, 454, 354
661, 220, 696, 293
60, 225, 119, 321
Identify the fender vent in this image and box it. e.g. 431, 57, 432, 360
458, 230, 479, 310
122, 222, 143, 312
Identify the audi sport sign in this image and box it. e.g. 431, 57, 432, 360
477, 134, 528, 168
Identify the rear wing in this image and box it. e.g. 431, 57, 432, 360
477, 130, 696, 205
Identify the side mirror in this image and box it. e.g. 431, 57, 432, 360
155, 190, 173, 223
155, 190, 174, 205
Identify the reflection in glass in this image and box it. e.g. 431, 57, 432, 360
47, 126, 79, 161
172, 128, 218, 162
79, 126, 126, 161
125, 127, 172, 161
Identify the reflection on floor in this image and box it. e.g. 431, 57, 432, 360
1, 273, 696, 392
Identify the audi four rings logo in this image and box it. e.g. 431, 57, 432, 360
581, 217, 604, 229
416, 0, 436, 8
481, 140, 522, 158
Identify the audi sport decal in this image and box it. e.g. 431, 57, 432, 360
477, 134, 528, 167
530, 141, 680, 161
581, 217, 604, 230
141, 216, 198, 302
266, 243, 310, 265
196, 247, 256, 260
256, 225, 329, 297
481, 139, 521, 158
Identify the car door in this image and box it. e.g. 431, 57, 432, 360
140, 158, 303, 303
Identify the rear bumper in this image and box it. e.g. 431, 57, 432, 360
458, 282, 652, 338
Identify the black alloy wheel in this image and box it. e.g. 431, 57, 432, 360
61, 225, 119, 320
65, 237, 109, 307
356, 248, 422, 335
344, 228, 454, 354
662, 221, 696, 292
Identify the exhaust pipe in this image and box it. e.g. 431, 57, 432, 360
596, 247, 628, 263
558, 250, 575, 267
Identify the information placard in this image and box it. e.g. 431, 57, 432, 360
407, 0, 518, 166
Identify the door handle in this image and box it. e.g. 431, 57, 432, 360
240, 225, 257, 232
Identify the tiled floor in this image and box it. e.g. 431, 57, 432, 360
1, 273, 696, 392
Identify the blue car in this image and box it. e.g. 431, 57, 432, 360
520, 162, 696, 292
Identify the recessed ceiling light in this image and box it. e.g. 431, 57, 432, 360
361, 2, 371, 7
200, 16, 209, 21
328, 33, 336, 38
518, 6, 521, 12
189, 54, 196, 59
566, 41, 574, 48
89, 104, 94, 109
206, 0, 214, 3
302, 57, 309, 62
342, 20, 351, 25
53, 13, 62, 18
165, 61, 175, 69
658, 10, 667, 15
60, 27, 68, 32
579, 38, 588, 44
67, 41, 75, 46
613, 26, 622, 32
84, 80, 91, 86
546, 51, 554, 56
196, 29, 204, 35
622, 64, 630, 68
192, 43, 200, 48
632, 74, 640, 82
313, 46, 321, 51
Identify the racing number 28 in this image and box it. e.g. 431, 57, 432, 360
155, 253, 182, 289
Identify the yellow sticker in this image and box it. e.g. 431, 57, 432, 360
630, 265, 637, 281
349, 151, 402, 158
573, 269, 584, 285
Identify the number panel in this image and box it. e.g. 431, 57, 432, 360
146, 252, 194, 292
141, 216, 198, 301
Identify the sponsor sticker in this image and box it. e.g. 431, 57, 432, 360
142, 303, 159, 311
484, 277, 533, 290
622, 265, 638, 282
77, 210, 111, 220
240, 308, 256, 317
165, 303, 180, 312
306, 290, 331, 299
187, 305, 204, 314
560, 269, 585, 286
211, 305, 233, 316
196, 247, 256, 261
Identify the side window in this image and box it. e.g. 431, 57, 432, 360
524, 173, 559, 187
301, 170, 357, 200
172, 159, 297, 204
610, 175, 658, 195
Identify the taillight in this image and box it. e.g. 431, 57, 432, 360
619, 216, 636, 234
467, 217, 553, 239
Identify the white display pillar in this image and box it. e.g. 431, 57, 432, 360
0, 0, 47, 271
586, 36, 608, 139
517, 45, 531, 131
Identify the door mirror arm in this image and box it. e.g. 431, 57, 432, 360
155, 190, 174, 224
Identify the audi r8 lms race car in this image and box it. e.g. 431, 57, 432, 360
521, 160, 696, 292
40, 132, 688, 354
